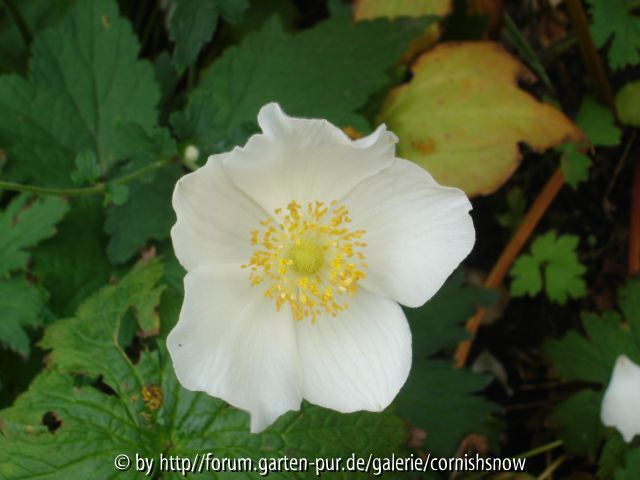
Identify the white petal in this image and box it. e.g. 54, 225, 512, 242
601, 355, 640, 442
294, 289, 411, 412
171, 154, 268, 270
167, 266, 302, 432
222, 103, 398, 213
343, 158, 475, 308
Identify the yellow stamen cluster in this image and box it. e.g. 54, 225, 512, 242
243, 200, 367, 322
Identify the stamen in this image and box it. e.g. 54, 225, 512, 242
243, 201, 367, 322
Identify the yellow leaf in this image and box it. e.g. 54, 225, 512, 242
379, 42, 583, 196
354, 0, 452, 59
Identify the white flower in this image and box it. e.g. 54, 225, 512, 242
167, 103, 475, 432
601, 355, 640, 442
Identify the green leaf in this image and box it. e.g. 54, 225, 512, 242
172, 15, 429, 156
405, 270, 497, 357
576, 97, 621, 147
587, 0, 640, 70
0, 277, 46, 355
104, 183, 129, 207
561, 143, 591, 190
0, 0, 160, 187
31, 197, 111, 317
616, 81, 640, 127
104, 165, 181, 264
169, 0, 249, 71
544, 279, 640, 456
509, 231, 586, 305
560, 97, 620, 189
396, 360, 501, 457
0, 260, 408, 478
0, 194, 68, 278
0, 0, 72, 74
599, 432, 631, 480
545, 311, 638, 384
70, 150, 101, 185
615, 448, 640, 480
496, 187, 526, 231
551, 389, 605, 456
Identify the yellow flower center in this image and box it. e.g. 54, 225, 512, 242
243, 200, 367, 323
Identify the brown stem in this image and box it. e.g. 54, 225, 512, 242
630, 149, 640, 275
455, 169, 565, 367
564, 0, 614, 109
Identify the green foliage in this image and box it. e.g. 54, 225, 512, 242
587, 0, 640, 70
105, 166, 181, 264
405, 270, 497, 357
0, 194, 68, 278
172, 15, 430, 156
396, 360, 501, 457
560, 97, 621, 189
31, 197, 111, 317
398, 272, 500, 456
0, 0, 160, 187
169, 0, 249, 71
0, 277, 46, 355
615, 448, 640, 480
0, 261, 408, 478
496, 187, 526, 231
70, 151, 101, 186
616, 81, 640, 127
510, 231, 586, 304
544, 279, 640, 459
0, 0, 72, 74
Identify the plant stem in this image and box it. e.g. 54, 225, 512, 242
564, 0, 614, 109
537, 454, 566, 480
517, 439, 563, 459
630, 147, 640, 275
0, 0, 32, 46
0, 158, 174, 197
455, 168, 565, 367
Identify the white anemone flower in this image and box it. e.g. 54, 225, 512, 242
167, 103, 475, 432
601, 355, 640, 442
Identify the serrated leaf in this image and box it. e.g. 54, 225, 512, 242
616, 81, 640, 127
104, 166, 180, 264
587, 0, 640, 70
0, 194, 68, 278
169, 0, 249, 71
31, 197, 111, 317
104, 183, 129, 207
510, 231, 586, 305
544, 279, 640, 456
0, 277, 46, 355
396, 360, 501, 457
378, 42, 582, 196
0, 260, 408, 478
0, 0, 160, 187
576, 97, 621, 147
405, 270, 497, 357
172, 15, 430, 156
70, 150, 101, 185
551, 389, 604, 456
561, 143, 591, 190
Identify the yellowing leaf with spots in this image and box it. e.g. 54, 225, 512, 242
354, 0, 452, 58
378, 42, 583, 196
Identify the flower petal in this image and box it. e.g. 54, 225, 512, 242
171, 154, 268, 270
167, 266, 302, 432
344, 158, 475, 308
601, 355, 640, 442
294, 289, 411, 412
222, 103, 398, 213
